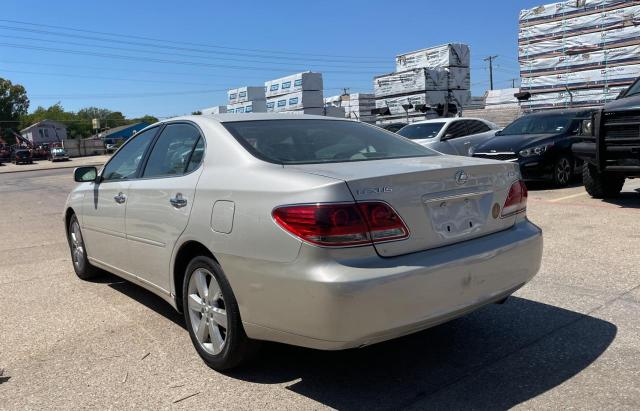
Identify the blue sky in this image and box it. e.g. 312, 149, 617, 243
0, 0, 543, 118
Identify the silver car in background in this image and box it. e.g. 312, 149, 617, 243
398, 117, 500, 156
65, 114, 542, 370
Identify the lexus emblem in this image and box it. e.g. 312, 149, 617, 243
455, 170, 469, 185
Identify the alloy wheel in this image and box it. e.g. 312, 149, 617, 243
187, 268, 228, 355
556, 158, 572, 186
69, 220, 86, 272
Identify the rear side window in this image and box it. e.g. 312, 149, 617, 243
142, 124, 202, 178
223, 119, 436, 165
465, 120, 491, 135
443, 121, 468, 139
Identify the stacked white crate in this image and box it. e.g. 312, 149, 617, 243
519, 0, 640, 110
373, 44, 472, 124
264, 72, 332, 114
201, 106, 227, 115
324, 93, 376, 122
226, 86, 266, 113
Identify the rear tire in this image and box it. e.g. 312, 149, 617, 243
67, 214, 100, 280
582, 163, 625, 198
182, 256, 258, 371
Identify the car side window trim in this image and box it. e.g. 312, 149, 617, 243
137, 121, 206, 180
99, 125, 161, 184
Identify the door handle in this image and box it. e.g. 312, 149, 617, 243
114, 192, 126, 204
170, 193, 188, 209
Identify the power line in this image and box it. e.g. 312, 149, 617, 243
0, 18, 389, 61
0, 60, 371, 86
0, 42, 383, 75
0, 29, 391, 69
0, 68, 213, 86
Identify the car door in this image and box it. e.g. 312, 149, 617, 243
125, 122, 205, 293
81, 127, 159, 270
450, 120, 494, 156
433, 120, 468, 154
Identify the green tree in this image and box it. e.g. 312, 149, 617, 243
132, 115, 159, 124
0, 77, 29, 144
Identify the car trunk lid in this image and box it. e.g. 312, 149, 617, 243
287, 156, 520, 257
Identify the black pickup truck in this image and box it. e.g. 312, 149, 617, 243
573, 79, 640, 198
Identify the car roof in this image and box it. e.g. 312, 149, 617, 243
164, 113, 354, 124
408, 117, 489, 126
523, 108, 594, 118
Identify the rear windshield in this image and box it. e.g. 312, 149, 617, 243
223, 119, 437, 165
397, 122, 446, 139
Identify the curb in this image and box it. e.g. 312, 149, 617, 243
0, 160, 106, 175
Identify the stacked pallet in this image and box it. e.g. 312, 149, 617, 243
226, 86, 267, 113
519, 0, 640, 110
373, 44, 472, 124
201, 106, 227, 115
324, 93, 376, 122
265, 72, 328, 115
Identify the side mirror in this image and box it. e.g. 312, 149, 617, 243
74, 166, 98, 183
494, 130, 503, 136
442, 133, 454, 140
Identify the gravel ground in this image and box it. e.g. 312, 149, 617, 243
0, 168, 639, 410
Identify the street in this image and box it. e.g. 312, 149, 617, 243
1, 168, 639, 410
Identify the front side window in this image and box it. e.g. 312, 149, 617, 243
102, 127, 158, 181
397, 122, 445, 140
223, 119, 437, 165
142, 123, 202, 178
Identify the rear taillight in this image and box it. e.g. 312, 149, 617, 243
272, 202, 409, 247
501, 180, 528, 218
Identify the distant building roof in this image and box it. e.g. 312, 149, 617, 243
91, 122, 149, 139
20, 120, 67, 133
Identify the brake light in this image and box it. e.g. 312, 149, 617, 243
272, 202, 408, 247
501, 180, 528, 217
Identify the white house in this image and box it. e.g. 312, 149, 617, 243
20, 120, 68, 146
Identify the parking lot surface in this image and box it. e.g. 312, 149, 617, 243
0, 155, 110, 174
1, 168, 639, 410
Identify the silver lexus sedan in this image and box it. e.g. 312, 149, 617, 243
64, 114, 542, 370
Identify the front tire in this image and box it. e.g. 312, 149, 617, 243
182, 256, 258, 370
583, 163, 625, 198
553, 156, 573, 187
67, 214, 100, 279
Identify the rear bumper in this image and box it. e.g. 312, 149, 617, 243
231, 220, 543, 350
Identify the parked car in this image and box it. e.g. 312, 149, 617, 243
49, 147, 70, 162
13, 149, 33, 165
379, 122, 407, 133
65, 114, 542, 370
472, 109, 594, 187
573, 78, 640, 198
397, 118, 500, 156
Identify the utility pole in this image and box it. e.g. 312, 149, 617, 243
510, 78, 518, 88
484, 55, 498, 90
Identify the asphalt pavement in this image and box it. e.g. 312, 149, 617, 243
0, 168, 639, 410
